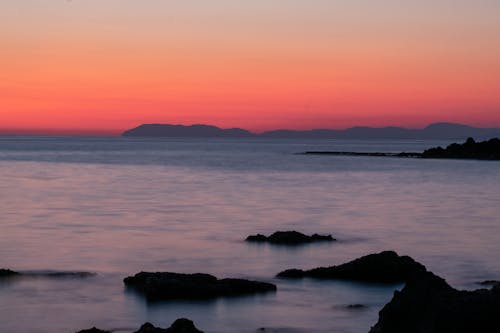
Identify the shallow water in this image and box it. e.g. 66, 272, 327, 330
0, 137, 499, 333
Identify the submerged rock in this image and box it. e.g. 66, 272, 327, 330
277, 251, 426, 283
246, 231, 335, 245
369, 271, 500, 333
38, 271, 95, 278
0, 269, 94, 279
0, 269, 19, 277
124, 272, 276, 300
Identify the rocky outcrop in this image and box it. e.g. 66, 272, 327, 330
303, 138, 500, 160
0, 269, 19, 277
76, 328, 109, 333
277, 251, 426, 283
369, 271, 500, 333
124, 272, 276, 300
76, 319, 203, 333
246, 231, 335, 245
135, 319, 203, 333
422, 137, 500, 160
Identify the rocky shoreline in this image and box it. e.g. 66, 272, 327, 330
4, 250, 499, 332
369, 271, 500, 333
302, 137, 500, 160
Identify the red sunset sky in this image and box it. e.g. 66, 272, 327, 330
1, 1, 499, 135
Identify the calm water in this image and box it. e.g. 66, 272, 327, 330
1, 137, 499, 333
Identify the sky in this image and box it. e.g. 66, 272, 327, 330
1, 0, 500, 135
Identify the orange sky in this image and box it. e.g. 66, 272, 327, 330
1, 1, 500, 135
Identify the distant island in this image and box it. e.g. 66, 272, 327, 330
122, 123, 500, 140
122, 124, 254, 138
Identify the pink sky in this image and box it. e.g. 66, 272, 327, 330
1, 1, 499, 135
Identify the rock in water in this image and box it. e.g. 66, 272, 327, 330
135, 319, 203, 333
277, 251, 426, 283
478, 280, 500, 287
124, 272, 276, 300
246, 231, 335, 245
369, 271, 500, 333
0, 269, 20, 277
77, 319, 203, 333
76, 328, 110, 333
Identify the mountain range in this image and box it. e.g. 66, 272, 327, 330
122, 123, 500, 140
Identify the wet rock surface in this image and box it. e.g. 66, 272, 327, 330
369, 271, 500, 333
124, 272, 276, 300
277, 251, 426, 283
246, 231, 335, 245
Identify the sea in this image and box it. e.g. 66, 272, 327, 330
0, 136, 499, 333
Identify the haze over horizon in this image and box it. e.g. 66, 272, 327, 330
1, 121, 500, 137
2, 1, 500, 135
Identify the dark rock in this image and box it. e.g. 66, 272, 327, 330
346, 304, 366, 309
478, 280, 500, 287
422, 137, 500, 160
302, 137, 500, 160
135, 319, 203, 333
77, 319, 203, 333
369, 271, 500, 333
166, 319, 203, 333
76, 328, 110, 333
246, 231, 335, 245
0, 269, 19, 277
124, 272, 276, 300
277, 251, 426, 283
246, 234, 268, 242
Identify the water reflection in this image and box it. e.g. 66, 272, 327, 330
0, 138, 499, 332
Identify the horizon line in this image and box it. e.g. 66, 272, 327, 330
0, 121, 498, 137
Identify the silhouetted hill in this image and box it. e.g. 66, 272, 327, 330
262, 123, 500, 139
122, 123, 500, 139
122, 124, 255, 138
419, 122, 500, 139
